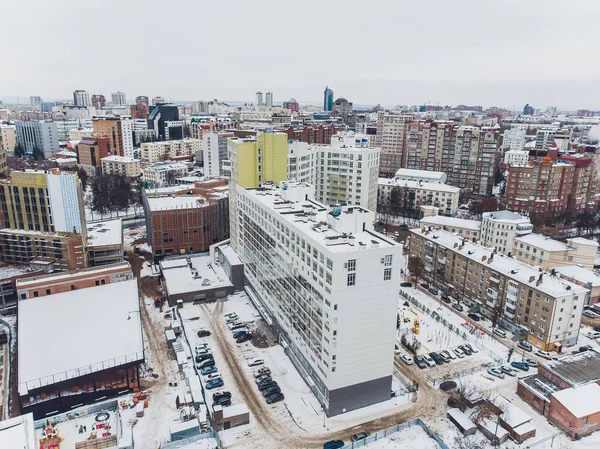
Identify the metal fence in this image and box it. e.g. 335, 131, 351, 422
341, 418, 449, 449
160, 431, 219, 449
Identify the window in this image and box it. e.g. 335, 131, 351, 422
334, 304, 338, 311
347, 259, 356, 272
347, 273, 356, 286
71, 285, 75, 291
326, 272, 332, 285
384, 268, 392, 281
46, 289, 51, 295
326, 258, 333, 270
95, 280, 100, 286
384, 254, 393, 266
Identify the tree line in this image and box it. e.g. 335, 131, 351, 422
90, 174, 141, 215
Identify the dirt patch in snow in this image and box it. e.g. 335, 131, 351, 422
250, 319, 278, 349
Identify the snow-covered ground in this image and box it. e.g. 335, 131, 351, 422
360, 424, 441, 449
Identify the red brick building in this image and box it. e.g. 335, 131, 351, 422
142, 179, 229, 259
281, 124, 343, 145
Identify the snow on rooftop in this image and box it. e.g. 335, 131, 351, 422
552, 265, 600, 287
101, 155, 137, 162
378, 178, 460, 193
514, 233, 573, 252
87, 219, 122, 247
420, 215, 481, 231
569, 237, 599, 247
412, 228, 588, 297
16, 262, 131, 287
447, 408, 476, 431
0, 264, 33, 280
160, 254, 232, 296
18, 279, 143, 394
147, 195, 206, 211
0, 413, 35, 449
552, 383, 600, 418
394, 168, 446, 180
482, 210, 530, 223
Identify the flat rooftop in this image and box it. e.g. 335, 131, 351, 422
420, 215, 481, 231
18, 279, 143, 394
16, 262, 131, 288
147, 195, 206, 211
394, 168, 446, 181
521, 374, 562, 399
160, 254, 232, 296
482, 210, 530, 223
0, 264, 34, 281
87, 219, 122, 247
378, 178, 460, 193
543, 350, 600, 386
551, 265, 600, 287
552, 383, 600, 418
514, 233, 573, 252
411, 228, 588, 298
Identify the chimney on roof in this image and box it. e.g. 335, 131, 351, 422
454, 242, 459, 248
529, 275, 535, 283
482, 255, 487, 262
536, 273, 543, 286
488, 255, 493, 263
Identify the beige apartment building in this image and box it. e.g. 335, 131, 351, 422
141, 139, 201, 162
101, 155, 141, 178
513, 234, 598, 270
419, 215, 481, 239
409, 228, 588, 351
379, 178, 460, 216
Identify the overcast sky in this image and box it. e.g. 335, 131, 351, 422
3, 0, 599, 110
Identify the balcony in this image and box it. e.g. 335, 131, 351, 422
487, 289, 499, 300
489, 276, 500, 285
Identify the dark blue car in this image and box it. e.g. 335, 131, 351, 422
511, 361, 529, 371
323, 440, 344, 449
233, 330, 247, 339
200, 365, 218, 375
206, 379, 224, 390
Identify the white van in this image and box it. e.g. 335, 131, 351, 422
493, 328, 507, 338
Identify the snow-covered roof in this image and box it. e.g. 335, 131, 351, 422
160, 254, 232, 296
378, 178, 460, 193
18, 279, 144, 394
447, 408, 476, 431
495, 396, 532, 428
552, 265, 600, 287
568, 237, 599, 247
552, 383, 600, 418
411, 228, 588, 298
87, 219, 122, 247
394, 168, 446, 182
420, 215, 481, 231
514, 233, 573, 252
0, 413, 35, 449
147, 195, 206, 211
544, 350, 600, 386
482, 210, 530, 223
0, 264, 33, 281
101, 155, 138, 163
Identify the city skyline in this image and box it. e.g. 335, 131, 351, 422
2, 0, 599, 110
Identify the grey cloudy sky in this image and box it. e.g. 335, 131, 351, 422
3, 0, 599, 110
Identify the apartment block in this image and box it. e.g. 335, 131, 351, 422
0, 125, 16, 154
481, 210, 533, 253
141, 139, 201, 162
142, 180, 229, 258
76, 137, 111, 172
235, 182, 401, 415
92, 116, 134, 158
409, 228, 588, 351
287, 133, 380, 211
374, 111, 413, 177
513, 234, 598, 270
502, 128, 526, 151
101, 155, 141, 178
419, 215, 481, 239
15, 120, 60, 158
404, 120, 455, 171
142, 162, 188, 187
557, 155, 600, 213
86, 219, 124, 266
378, 178, 460, 216
203, 132, 233, 178
280, 124, 343, 145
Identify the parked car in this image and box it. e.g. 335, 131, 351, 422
511, 361, 530, 371
459, 345, 472, 356
583, 310, 599, 318
200, 365, 218, 375
228, 322, 246, 330
487, 367, 505, 379
428, 287, 439, 295
195, 347, 211, 356
438, 351, 451, 363
420, 282, 429, 289
400, 282, 412, 287
394, 345, 402, 355
414, 355, 427, 369
255, 375, 272, 384
225, 313, 238, 320
467, 313, 481, 322
266, 392, 285, 404
206, 379, 224, 390
442, 349, 456, 360
585, 331, 600, 339
422, 354, 436, 367
400, 354, 414, 365
493, 328, 507, 338
254, 367, 271, 378
236, 333, 253, 343
430, 352, 444, 365
517, 340, 533, 352
213, 396, 231, 407
258, 381, 278, 391
351, 432, 370, 442
453, 348, 465, 358
535, 350, 558, 361
452, 302, 464, 312
524, 358, 538, 367
262, 386, 282, 397
579, 345, 593, 352
500, 365, 517, 377
248, 358, 264, 367
212, 391, 231, 401
195, 353, 213, 363
195, 344, 209, 353
197, 359, 215, 369
197, 330, 211, 338
323, 440, 345, 449
233, 330, 247, 339
462, 343, 478, 354
441, 296, 452, 304
204, 373, 222, 382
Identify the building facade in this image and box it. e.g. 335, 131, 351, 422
203, 132, 233, 178
504, 150, 529, 167
76, 137, 111, 173
323, 86, 333, 112
378, 179, 460, 216
142, 162, 188, 187
73, 90, 90, 107
148, 103, 180, 140
92, 116, 134, 158
15, 121, 60, 158
513, 234, 598, 270
480, 210, 533, 253
111, 91, 127, 106
502, 128, 526, 151
0, 125, 17, 154
235, 182, 401, 416
374, 111, 413, 177
101, 155, 141, 178
419, 215, 481, 239
141, 139, 201, 162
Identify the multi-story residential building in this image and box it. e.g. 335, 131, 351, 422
53, 119, 93, 140
91, 94, 106, 109
281, 124, 343, 145
92, 116, 134, 158
513, 234, 598, 270
203, 132, 233, 178
550, 265, 600, 305
142, 180, 229, 258
481, 210, 533, 253
68, 127, 94, 141
0, 169, 86, 235
419, 215, 481, 239
111, 91, 127, 106
535, 128, 558, 150
255, 91, 263, 107
141, 139, 201, 162
374, 111, 413, 177
282, 98, 299, 112
556, 155, 600, 213
72, 89, 90, 107
142, 162, 188, 187
234, 181, 401, 415
504, 150, 529, 167
86, 219, 124, 266
505, 157, 574, 217
148, 103, 180, 140
409, 228, 588, 351
449, 126, 499, 198
265, 91, 273, 107
0, 125, 16, 154
404, 120, 455, 171
30, 96, 42, 110
502, 128, 526, 151
379, 178, 460, 216
287, 133, 380, 211
331, 98, 353, 123
76, 137, 111, 173
394, 168, 447, 184
101, 155, 141, 178
323, 86, 333, 112
52, 105, 94, 121
15, 120, 60, 158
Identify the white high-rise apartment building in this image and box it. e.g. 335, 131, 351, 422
265, 91, 273, 107
502, 127, 526, 151
234, 181, 401, 416
504, 150, 529, 167
287, 133, 380, 211
374, 111, 413, 177
202, 132, 233, 178
255, 91, 263, 107
111, 91, 127, 106
120, 117, 134, 158
73, 90, 90, 107
481, 210, 533, 253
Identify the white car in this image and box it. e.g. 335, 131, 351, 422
586, 331, 600, 339
453, 348, 465, 358
400, 354, 414, 365
487, 367, 505, 379
500, 365, 516, 377
535, 350, 558, 361
195, 344, 209, 354
443, 349, 456, 360
196, 348, 211, 356
247, 358, 264, 367
422, 354, 436, 367
226, 314, 239, 323
228, 322, 246, 330
204, 373, 222, 382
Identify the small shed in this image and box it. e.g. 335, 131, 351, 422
447, 408, 477, 436
165, 329, 176, 347
477, 417, 510, 444
213, 403, 250, 431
